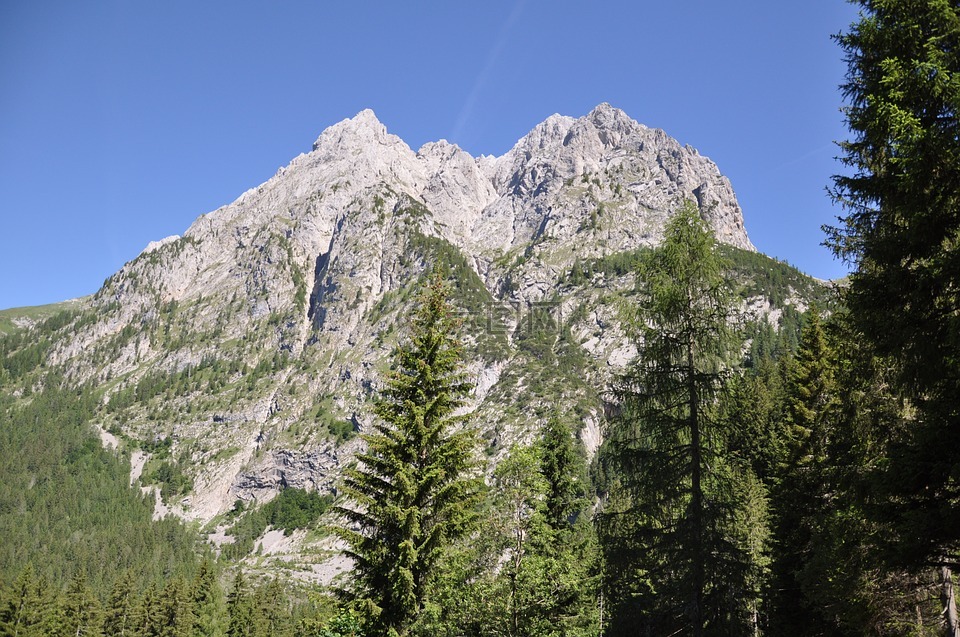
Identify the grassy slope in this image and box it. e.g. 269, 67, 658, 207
0, 298, 89, 336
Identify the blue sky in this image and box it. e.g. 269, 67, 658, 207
0, 1, 859, 309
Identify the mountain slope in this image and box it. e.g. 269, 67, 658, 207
1, 104, 823, 581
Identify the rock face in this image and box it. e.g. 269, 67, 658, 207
42, 103, 767, 534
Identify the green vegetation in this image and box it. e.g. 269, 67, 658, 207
599, 203, 767, 635
0, 379, 202, 595
336, 271, 483, 637
144, 456, 194, 500
0, 297, 87, 336
565, 242, 833, 308
718, 244, 835, 307
221, 489, 334, 560
405, 229, 509, 361
4, 4, 960, 634
0, 307, 99, 383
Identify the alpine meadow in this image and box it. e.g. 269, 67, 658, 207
1, 1, 959, 635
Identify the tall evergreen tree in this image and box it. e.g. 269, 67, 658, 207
226, 573, 254, 637
190, 558, 224, 637
540, 418, 588, 533
768, 309, 838, 635
254, 579, 291, 637
336, 270, 482, 637
102, 571, 137, 637
489, 444, 551, 637
537, 419, 599, 636
157, 577, 195, 637
62, 572, 102, 637
600, 201, 767, 636
828, 2, 960, 634
0, 565, 40, 637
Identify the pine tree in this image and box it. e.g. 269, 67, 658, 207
600, 201, 767, 636
336, 271, 482, 637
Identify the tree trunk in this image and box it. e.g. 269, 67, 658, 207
943, 565, 959, 637
688, 337, 704, 637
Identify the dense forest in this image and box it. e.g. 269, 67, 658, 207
1, 1, 959, 635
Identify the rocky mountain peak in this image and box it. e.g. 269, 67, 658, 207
586, 101, 642, 130
41, 103, 765, 529
311, 108, 398, 154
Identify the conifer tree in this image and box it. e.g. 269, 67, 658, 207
254, 579, 291, 637
336, 270, 481, 637
157, 577, 194, 637
133, 582, 161, 637
190, 558, 223, 637
600, 201, 767, 636
0, 565, 39, 637
226, 573, 254, 637
62, 572, 102, 637
828, 3, 960, 633
768, 309, 838, 635
490, 444, 550, 637
34, 576, 64, 637
540, 418, 588, 533
102, 571, 137, 637
537, 418, 599, 636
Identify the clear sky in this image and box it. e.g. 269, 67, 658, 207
0, 1, 859, 310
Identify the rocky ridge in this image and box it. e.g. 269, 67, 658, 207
14, 104, 819, 581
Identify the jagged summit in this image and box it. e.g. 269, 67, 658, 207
40, 103, 765, 533
311, 108, 403, 155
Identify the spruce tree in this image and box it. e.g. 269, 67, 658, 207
1, 573, 62, 637
254, 579, 291, 637
157, 577, 194, 637
62, 572, 102, 637
0, 565, 38, 637
190, 558, 223, 637
102, 571, 137, 637
133, 582, 161, 637
226, 572, 254, 637
600, 201, 767, 636
336, 270, 481, 637
828, 3, 960, 633
768, 309, 838, 635
540, 418, 588, 532
537, 418, 599, 636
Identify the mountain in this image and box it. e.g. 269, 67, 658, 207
1, 103, 824, 582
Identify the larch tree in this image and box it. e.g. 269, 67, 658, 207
600, 201, 767, 636
828, 2, 960, 634
336, 270, 482, 637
